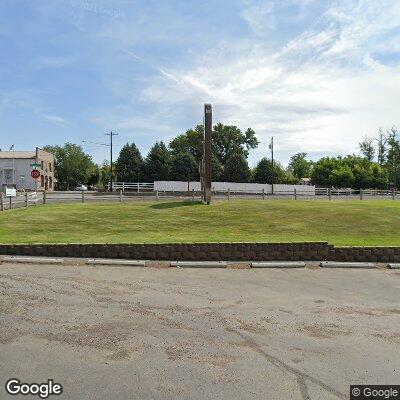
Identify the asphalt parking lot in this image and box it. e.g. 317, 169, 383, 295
0, 263, 399, 399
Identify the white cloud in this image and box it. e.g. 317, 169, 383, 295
241, 1, 275, 35
134, 0, 400, 163
41, 114, 69, 127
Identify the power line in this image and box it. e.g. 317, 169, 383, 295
82, 140, 109, 147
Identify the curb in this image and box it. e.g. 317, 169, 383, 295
251, 261, 306, 268
0, 256, 392, 270
1, 256, 64, 265
170, 261, 227, 268
320, 261, 376, 268
86, 259, 146, 267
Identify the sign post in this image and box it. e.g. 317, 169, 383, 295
31, 169, 41, 193
5, 188, 16, 210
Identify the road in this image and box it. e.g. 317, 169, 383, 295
0, 263, 399, 399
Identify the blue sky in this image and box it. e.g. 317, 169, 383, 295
1, 0, 399, 166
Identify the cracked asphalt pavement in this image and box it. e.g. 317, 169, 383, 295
1, 263, 399, 399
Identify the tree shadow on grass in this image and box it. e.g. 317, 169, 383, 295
150, 201, 204, 210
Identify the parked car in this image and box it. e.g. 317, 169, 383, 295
75, 184, 88, 191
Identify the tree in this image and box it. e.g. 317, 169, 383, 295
211, 154, 223, 181
169, 123, 259, 169
330, 164, 354, 188
169, 125, 204, 165
288, 153, 312, 180
311, 155, 388, 189
212, 123, 259, 165
359, 137, 375, 161
143, 141, 171, 181
252, 158, 287, 184
310, 157, 341, 187
99, 161, 116, 188
115, 143, 143, 182
87, 165, 100, 187
376, 128, 387, 166
224, 153, 251, 182
43, 143, 97, 190
385, 126, 400, 188
170, 151, 199, 181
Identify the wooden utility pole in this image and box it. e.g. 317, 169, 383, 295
203, 104, 212, 205
105, 131, 118, 191
270, 137, 274, 194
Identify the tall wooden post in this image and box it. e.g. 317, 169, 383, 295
203, 103, 212, 205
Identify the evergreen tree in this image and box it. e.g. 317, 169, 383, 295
224, 153, 251, 182
170, 151, 199, 181
115, 142, 143, 182
143, 141, 171, 181
252, 158, 287, 184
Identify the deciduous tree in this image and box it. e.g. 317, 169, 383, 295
288, 152, 312, 180
43, 143, 97, 190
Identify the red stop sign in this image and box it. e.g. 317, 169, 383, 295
31, 169, 41, 179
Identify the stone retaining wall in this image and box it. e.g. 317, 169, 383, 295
1, 242, 400, 262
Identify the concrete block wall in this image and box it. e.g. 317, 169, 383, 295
1, 242, 400, 262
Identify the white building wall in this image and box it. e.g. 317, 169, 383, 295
0, 153, 54, 191
0, 158, 37, 190
154, 181, 315, 194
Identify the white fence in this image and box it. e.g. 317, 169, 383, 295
153, 181, 316, 194
1, 187, 400, 211
111, 182, 154, 191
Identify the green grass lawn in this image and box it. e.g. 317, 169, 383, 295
0, 199, 399, 246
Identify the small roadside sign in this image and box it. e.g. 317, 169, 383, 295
31, 169, 41, 179
5, 188, 16, 197
30, 163, 41, 168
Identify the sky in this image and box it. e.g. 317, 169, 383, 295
0, 0, 399, 167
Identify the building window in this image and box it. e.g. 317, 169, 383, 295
49, 163, 52, 172
41, 161, 44, 170
41, 175, 44, 188
49, 177, 53, 188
